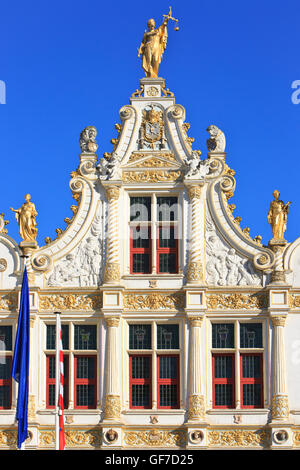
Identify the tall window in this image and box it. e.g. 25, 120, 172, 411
129, 195, 179, 274
211, 322, 264, 409
128, 323, 180, 409
0, 326, 12, 409
45, 323, 97, 409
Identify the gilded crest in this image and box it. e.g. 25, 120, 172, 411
138, 105, 167, 150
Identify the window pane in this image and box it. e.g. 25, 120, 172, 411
132, 384, 150, 407
48, 384, 55, 407
130, 197, 151, 222
131, 356, 150, 379
214, 384, 233, 407
158, 253, 177, 273
46, 325, 69, 350
157, 197, 178, 221
76, 385, 95, 407
0, 386, 10, 408
212, 324, 234, 349
0, 357, 11, 379
214, 356, 233, 378
132, 254, 150, 273
159, 384, 178, 407
157, 325, 179, 349
129, 325, 151, 350
132, 226, 150, 248
76, 357, 95, 379
240, 324, 262, 348
159, 356, 178, 379
159, 226, 176, 248
243, 384, 261, 407
242, 355, 261, 378
74, 325, 96, 350
0, 326, 12, 351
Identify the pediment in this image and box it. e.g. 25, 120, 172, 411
122, 151, 183, 170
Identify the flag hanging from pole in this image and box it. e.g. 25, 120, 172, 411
11, 266, 30, 449
56, 314, 65, 450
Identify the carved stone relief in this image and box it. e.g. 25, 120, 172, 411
205, 210, 261, 286
138, 104, 169, 151
46, 212, 103, 288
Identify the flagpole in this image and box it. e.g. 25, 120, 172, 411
54, 311, 60, 451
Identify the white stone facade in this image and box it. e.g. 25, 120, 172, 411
0, 77, 300, 450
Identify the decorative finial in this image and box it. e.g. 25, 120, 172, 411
79, 126, 98, 154
10, 194, 38, 242
137, 7, 179, 78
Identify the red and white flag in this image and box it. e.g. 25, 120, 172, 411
56, 313, 65, 450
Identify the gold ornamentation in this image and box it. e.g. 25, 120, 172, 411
128, 152, 176, 164
290, 294, 300, 308
106, 187, 120, 202
271, 316, 287, 327
187, 261, 203, 282
0, 213, 9, 234
28, 395, 36, 420
0, 258, 7, 272
206, 293, 267, 310
0, 294, 18, 311
39, 294, 102, 311
188, 316, 203, 327
124, 429, 186, 448
104, 262, 121, 283
137, 7, 179, 78
0, 429, 17, 447
182, 123, 195, 148
208, 429, 270, 448
131, 85, 145, 98
10, 194, 38, 242
39, 429, 101, 448
105, 316, 120, 327
104, 395, 121, 420
130, 157, 176, 168
188, 394, 205, 420
123, 292, 184, 310
272, 394, 289, 419
268, 190, 291, 242
122, 170, 182, 183
293, 430, 300, 446
187, 186, 202, 200
140, 106, 164, 149
146, 86, 159, 97
224, 164, 236, 177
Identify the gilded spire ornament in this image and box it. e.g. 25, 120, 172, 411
138, 6, 179, 78
268, 190, 291, 242
10, 194, 38, 242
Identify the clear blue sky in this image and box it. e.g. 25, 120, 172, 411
1, 0, 300, 246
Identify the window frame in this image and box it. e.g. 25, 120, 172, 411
74, 354, 97, 410
0, 326, 13, 410
157, 354, 180, 409
129, 354, 152, 409
210, 320, 265, 410
240, 352, 263, 409
46, 354, 69, 409
212, 353, 235, 409
128, 192, 181, 275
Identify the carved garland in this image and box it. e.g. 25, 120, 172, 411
206, 293, 267, 310
123, 293, 185, 310
39, 294, 102, 311
208, 429, 271, 448
0, 294, 18, 311
124, 429, 187, 448
39, 429, 101, 448
122, 170, 182, 183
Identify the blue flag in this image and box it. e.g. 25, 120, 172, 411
11, 266, 30, 449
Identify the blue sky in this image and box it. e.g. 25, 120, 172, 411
1, 0, 300, 246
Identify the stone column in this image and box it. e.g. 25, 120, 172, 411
104, 186, 121, 284
271, 315, 289, 421
187, 186, 203, 283
103, 316, 121, 421
188, 316, 205, 421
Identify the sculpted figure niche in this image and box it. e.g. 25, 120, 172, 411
10, 194, 38, 242
138, 7, 179, 78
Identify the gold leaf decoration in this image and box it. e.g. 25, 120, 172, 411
123, 293, 184, 310
122, 170, 182, 183
206, 293, 267, 310
208, 429, 270, 448
124, 429, 187, 448
39, 294, 102, 311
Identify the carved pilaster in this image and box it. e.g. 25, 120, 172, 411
271, 315, 289, 421
188, 315, 205, 422
187, 186, 203, 284
104, 186, 121, 284
103, 316, 121, 421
